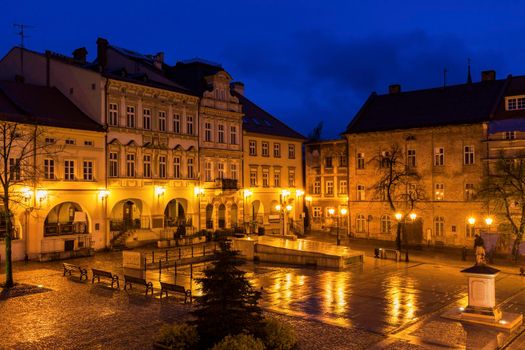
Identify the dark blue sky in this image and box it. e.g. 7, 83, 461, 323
2, 1, 525, 138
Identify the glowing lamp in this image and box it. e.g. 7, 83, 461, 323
36, 190, 48, 201
21, 187, 32, 200
340, 208, 348, 216
98, 190, 110, 199
275, 204, 282, 211
305, 196, 313, 202
485, 217, 494, 226
394, 212, 403, 221
328, 208, 335, 216
296, 189, 305, 197
467, 217, 476, 226
285, 204, 293, 212
243, 189, 253, 197
281, 189, 290, 197
409, 212, 417, 221
155, 186, 166, 196
194, 187, 205, 196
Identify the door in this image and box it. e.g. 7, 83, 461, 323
123, 201, 134, 229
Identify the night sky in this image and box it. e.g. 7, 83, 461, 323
2, 1, 525, 139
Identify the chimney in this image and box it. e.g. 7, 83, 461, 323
481, 70, 496, 81
389, 84, 401, 94
153, 52, 164, 70
96, 37, 109, 69
231, 81, 245, 96
72, 47, 88, 63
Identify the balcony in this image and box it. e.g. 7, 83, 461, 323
215, 178, 238, 190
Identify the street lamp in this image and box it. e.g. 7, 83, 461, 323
243, 189, 253, 233
485, 217, 494, 227
338, 208, 348, 246
468, 216, 476, 226
275, 203, 292, 236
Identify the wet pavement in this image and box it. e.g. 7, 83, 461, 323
2, 245, 525, 349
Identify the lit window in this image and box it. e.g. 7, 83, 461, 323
143, 155, 151, 178
504, 131, 516, 140
357, 153, 365, 170
357, 184, 365, 201
249, 140, 257, 156
158, 111, 166, 131
507, 97, 525, 111
126, 154, 135, 177
83, 160, 94, 181
262, 142, 269, 157
434, 183, 444, 200
434, 147, 444, 166
143, 108, 151, 130
380, 215, 391, 233
109, 152, 118, 177
288, 144, 295, 159
126, 106, 135, 128
325, 180, 334, 195
273, 143, 281, 158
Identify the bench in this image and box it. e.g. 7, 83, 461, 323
63, 262, 88, 281
124, 275, 154, 296
375, 248, 400, 262
160, 282, 192, 303
92, 268, 119, 289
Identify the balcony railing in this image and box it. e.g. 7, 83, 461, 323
109, 219, 141, 231
44, 222, 87, 236
215, 178, 238, 190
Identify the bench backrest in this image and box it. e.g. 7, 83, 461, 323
92, 269, 113, 277
64, 263, 79, 269
160, 282, 185, 293
125, 275, 147, 284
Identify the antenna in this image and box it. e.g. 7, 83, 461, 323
14, 23, 33, 49
443, 67, 448, 88
13, 23, 34, 76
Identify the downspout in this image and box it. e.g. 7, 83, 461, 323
104, 78, 109, 248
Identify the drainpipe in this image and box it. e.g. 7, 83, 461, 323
104, 78, 109, 248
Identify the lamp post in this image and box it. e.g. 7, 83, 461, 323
194, 186, 205, 231
276, 203, 293, 236
338, 208, 348, 246
394, 211, 416, 261
243, 189, 252, 233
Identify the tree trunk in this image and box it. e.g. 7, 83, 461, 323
3, 209, 13, 288
513, 232, 523, 263
396, 222, 402, 251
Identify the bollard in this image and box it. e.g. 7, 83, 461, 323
159, 260, 162, 281
405, 250, 409, 262
179, 248, 181, 260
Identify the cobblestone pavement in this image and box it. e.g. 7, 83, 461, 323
2, 244, 525, 349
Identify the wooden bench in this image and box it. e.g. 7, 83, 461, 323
91, 268, 120, 289
63, 262, 88, 281
378, 248, 400, 262
160, 282, 192, 303
124, 275, 154, 296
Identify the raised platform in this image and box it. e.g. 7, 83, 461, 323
442, 307, 523, 332
232, 236, 364, 269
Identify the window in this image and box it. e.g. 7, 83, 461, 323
356, 214, 366, 233
173, 157, 181, 178
217, 163, 224, 179
288, 168, 295, 187
230, 126, 237, 144
173, 114, 180, 133
434, 216, 445, 236
465, 183, 475, 201
249, 140, 257, 156
325, 157, 333, 168
325, 180, 334, 195
187, 158, 194, 179
44, 159, 55, 179
83, 160, 94, 180
143, 155, 151, 178
205, 162, 213, 182
205, 122, 212, 142
262, 142, 269, 157
109, 103, 119, 126
9, 158, 20, 181
357, 184, 365, 201
504, 131, 516, 140
507, 97, 525, 111
464, 146, 475, 165
65, 139, 75, 145
250, 168, 257, 186
262, 168, 269, 187
288, 145, 295, 159
84, 140, 93, 146
357, 153, 365, 170
186, 115, 193, 134
313, 178, 321, 194
45, 137, 56, 144
109, 152, 118, 177
126, 154, 135, 177
64, 160, 75, 180
158, 156, 166, 178
434, 147, 444, 166
380, 215, 391, 233
407, 149, 416, 167
339, 155, 347, 167
339, 180, 347, 194
273, 143, 281, 158
313, 207, 322, 218
143, 108, 151, 130
435, 183, 444, 200
126, 106, 135, 128
158, 111, 166, 131
380, 151, 391, 168
466, 223, 475, 238
230, 163, 237, 179
274, 169, 281, 187
218, 124, 225, 143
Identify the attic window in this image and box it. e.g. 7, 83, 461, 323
504, 131, 516, 140
506, 96, 525, 111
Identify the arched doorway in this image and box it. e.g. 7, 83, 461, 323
110, 199, 143, 231
44, 202, 87, 236
218, 204, 226, 229
231, 204, 238, 228
205, 204, 213, 229
164, 199, 187, 227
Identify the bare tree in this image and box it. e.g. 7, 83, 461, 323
0, 121, 60, 288
371, 144, 424, 250
478, 152, 525, 261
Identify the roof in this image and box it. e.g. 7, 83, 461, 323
461, 264, 500, 275
0, 81, 104, 131
233, 91, 306, 140
345, 76, 519, 134
167, 60, 225, 95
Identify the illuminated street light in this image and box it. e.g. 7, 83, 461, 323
243, 189, 253, 198
275, 204, 282, 211
296, 189, 305, 197
281, 189, 291, 197
98, 190, 110, 199
340, 208, 348, 216
285, 204, 293, 212
328, 208, 335, 216
485, 217, 494, 226
305, 195, 312, 202
194, 186, 205, 196
36, 190, 48, 202
155, 186, 166, 196
468, 216, 476, 226
394, 212, 403, 221
409, 212, 417, 221
21, 187, 32, 201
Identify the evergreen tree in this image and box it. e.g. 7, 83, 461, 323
192, 242, 263, 349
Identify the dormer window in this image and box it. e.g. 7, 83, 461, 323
506, 96, 525, 111
504, 131, 516, 140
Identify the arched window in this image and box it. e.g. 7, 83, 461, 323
356, 214, 366, 233
380, 214, 391, 233
434, 216, 445, 236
